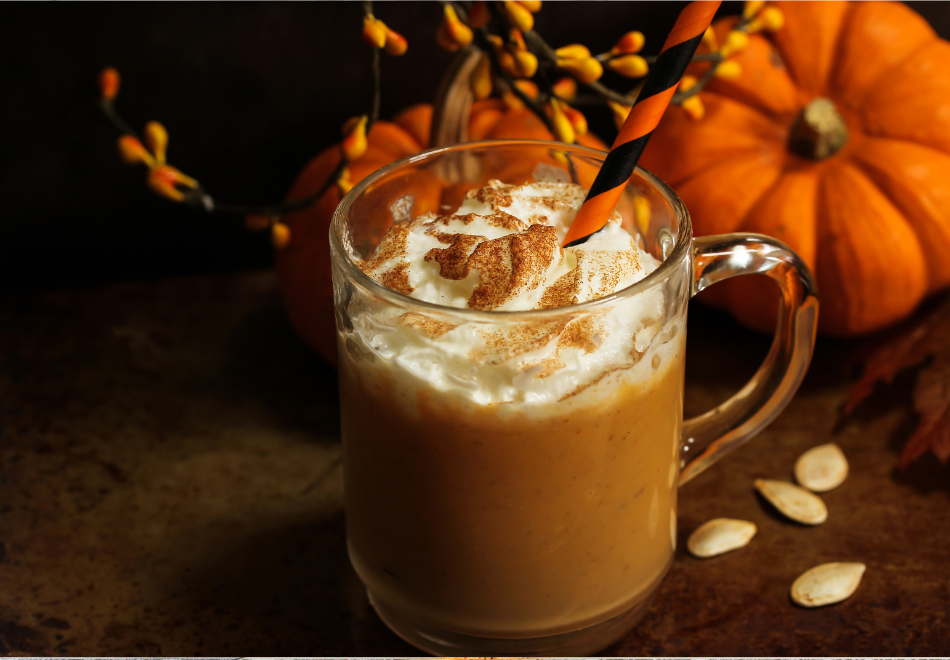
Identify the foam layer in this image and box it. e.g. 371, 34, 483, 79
349, 180, 676, 405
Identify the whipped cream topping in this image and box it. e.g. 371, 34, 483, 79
348, 180, 679, 405
359, 181, 655, 312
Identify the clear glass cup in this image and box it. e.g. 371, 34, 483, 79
330, 140, 818, 656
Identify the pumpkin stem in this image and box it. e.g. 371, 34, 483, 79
431, 47, 481, 148
788, 97, 848, 161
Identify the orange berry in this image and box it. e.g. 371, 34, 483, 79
518, 0, 542, 13
271, 222, 291, 249
443, 4, 473, 48
501, 0, 533, 32
148, 173, 183, 201
681, 96, 705, 121
562, 104, 587, 136
147, 165, 197, 201
502, 88, 524, 110
555, 44, 590, 60
501, 80, 537, 110
552, 77, 577, 101
719, 30, 749, 57
99, 67, 120, 101
143, 121, 168, 163
701, 26, 719, 51
337, 168, 354, 195
470, 53, 493, 100
751, 6, 784, 32
435, 21, 457, 52
608, 54, 649, 78
714, 60, 742, 80
341, 115, 368, 162
117, 135, 155, 167
633, 195, 651, 235
514, 49, 538, 78
497, 49, 518, 77
558, 56, 602, 83
514, 79, 539, 99
468, 0, 491, 29
743, 0, 766, 18
607, 100, 631, 130
548, 98, 575, 144
384, 28, 408, 56
679, 75, 699, 92
509, 29, 527, 51
611, 31, 645, 55
245, 214, 271, 232
362, 16, 387, 49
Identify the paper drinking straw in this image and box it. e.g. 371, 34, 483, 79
561, 0, 721, 248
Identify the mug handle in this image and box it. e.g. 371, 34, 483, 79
679, 234, 819, 485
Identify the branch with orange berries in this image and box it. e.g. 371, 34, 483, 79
656, 1, 784, 120
97, 1, 406, 250
97, 2, 784, 252
442, 0, 784, 135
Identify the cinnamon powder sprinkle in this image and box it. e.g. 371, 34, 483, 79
400, 312, 457, 338
380, 262, 414, 296
467, 224, 559, 310
539, 268, 580, 309
426, 211, 528, 233
358, 223, 410, 274
425, 234, 486, 280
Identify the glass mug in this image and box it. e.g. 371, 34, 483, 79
330, 141, 818, 656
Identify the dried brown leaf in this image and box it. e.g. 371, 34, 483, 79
845, 295, 950, 468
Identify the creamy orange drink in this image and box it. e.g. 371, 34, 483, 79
330, 141, 817, 656
340, 178, 684, 640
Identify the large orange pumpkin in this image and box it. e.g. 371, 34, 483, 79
277, 100, 607, 363
641, 0, 950, 336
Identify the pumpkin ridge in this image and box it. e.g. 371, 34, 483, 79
676, 151, 785, 237
815, 161, 927, 334
698, 88, 791, 132
771, 1, 852, 97
845, 150, 924, 255
829, 1, 938, 112
863, 111, 950, 158
860, 40, 950, 157
845, 36, 939, 113
825, 1, 857, 103
848, 138, 950, 292
671, 147, 785, 193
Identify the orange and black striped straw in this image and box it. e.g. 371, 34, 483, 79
562, 0, 721, 248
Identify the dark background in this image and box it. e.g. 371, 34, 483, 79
2, 2, 949, 293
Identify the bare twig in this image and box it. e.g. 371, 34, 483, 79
583, 79, 636, 106
671, 55, 720, 104
99, 101, 138, 139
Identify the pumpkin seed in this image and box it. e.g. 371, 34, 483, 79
795, 443, 848, 492
754, 478, 828, 525
687, 518, 757, 558
791, 562, 866, 607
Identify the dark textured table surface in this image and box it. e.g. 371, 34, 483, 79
1, 271, 948, 656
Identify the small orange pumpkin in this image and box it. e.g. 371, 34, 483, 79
641, 1, 950, 336
277, 101, 607, 363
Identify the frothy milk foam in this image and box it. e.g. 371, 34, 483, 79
352, 179, 680, 406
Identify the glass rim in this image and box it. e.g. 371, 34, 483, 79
329, 138, 692, 321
